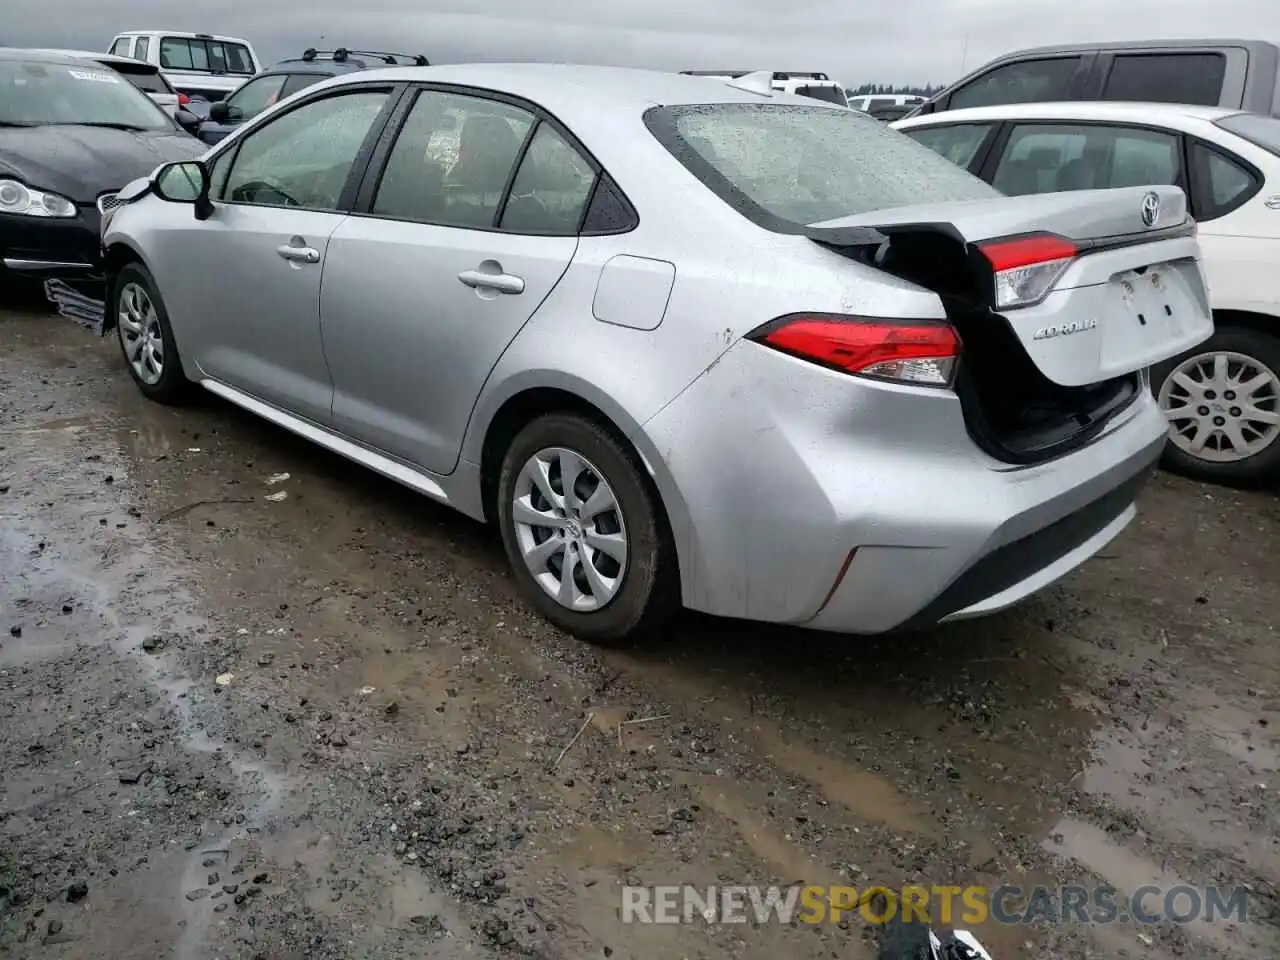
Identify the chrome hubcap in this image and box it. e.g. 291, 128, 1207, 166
117, 282, 164, 386
511, 447, 628, 612
1158, 350, 1280, 463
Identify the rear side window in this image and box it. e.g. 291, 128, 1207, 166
500, 123, 597, 234
902, 123, 993, 169
135, 37, 151, 61
645, 103, 998, 231
1101, 53, 1226, 106
280, 73, 327, 98
992, 123, 1179, 196
1189, 141, 1260, 219
948, 57, 1082, 110
110, 37, 132, 57
793, 84, 847, 106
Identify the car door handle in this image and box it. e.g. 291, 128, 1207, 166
457, 269, 525, 295
277, 244, 320, 264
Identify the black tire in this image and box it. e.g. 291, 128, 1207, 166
1152, 326, 1280, 488
112, 262, 193, 405
495, 412, 680, 645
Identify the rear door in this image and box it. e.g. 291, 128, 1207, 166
320, 85, 596, 474
1094, 50, 1239, 108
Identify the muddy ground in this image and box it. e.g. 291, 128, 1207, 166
0, 293, 1277, 960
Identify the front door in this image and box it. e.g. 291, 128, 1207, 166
321, 88, 598, 474
147, 86, 395, 423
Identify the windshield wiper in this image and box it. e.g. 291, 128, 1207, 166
49, 121, 151, 132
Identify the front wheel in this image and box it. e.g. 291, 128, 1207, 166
113, 262, 192, 405
496, 413, 680, 645
1152, 326, 1280, 488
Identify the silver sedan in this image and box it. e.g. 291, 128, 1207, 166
100, 64, 1212, 644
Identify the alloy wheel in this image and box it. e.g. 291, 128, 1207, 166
117, 282, 165, 386
511, 446, 629, 612
1158, 350, 1280, 463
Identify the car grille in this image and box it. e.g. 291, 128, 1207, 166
96, 193, 123, 216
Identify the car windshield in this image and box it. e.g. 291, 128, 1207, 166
645, 102, 999, 230
1214, 112, 1280, 157
0, 58, 172, 129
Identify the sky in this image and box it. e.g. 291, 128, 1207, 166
2, 0, 1278, 87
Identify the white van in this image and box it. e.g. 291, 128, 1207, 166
680, 70, 849, 106
107, 31, 261, 102
847, 93, 926, 112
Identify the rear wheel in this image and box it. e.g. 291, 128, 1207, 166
113, 262, 192, 405
1153, 326, 1280, 487
496, 413, 680, 645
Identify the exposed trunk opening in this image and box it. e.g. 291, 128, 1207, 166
806, 224, 1139, 465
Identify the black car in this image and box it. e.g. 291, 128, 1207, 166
194, 48, 429, 145
0, 48, 204, 288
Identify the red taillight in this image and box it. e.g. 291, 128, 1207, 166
748, 313, 961, 388
977, 232, 1078, 310
178, 93, 190, 105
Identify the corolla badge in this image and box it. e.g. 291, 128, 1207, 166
1032, 318, 1098, 340
1140, 191, 1160, 228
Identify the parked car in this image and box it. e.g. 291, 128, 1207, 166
99, 65, 1211, 643
866, 103, 916, 122
680, 70, 848, 106
848, 94, 925, 112
195, 48, 429, 145
107, 31, 261, 102
905, 39, 1280, 120
895, 101, 1280, 486
31, 49, 190, 122
0, 48, 204, 289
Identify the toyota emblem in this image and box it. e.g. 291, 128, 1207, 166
1140, 191, 1160, 228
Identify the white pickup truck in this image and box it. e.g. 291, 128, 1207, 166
106, 30, 261, 103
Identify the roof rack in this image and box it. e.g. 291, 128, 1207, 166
772, 71, 830, 81
298, 47, 429, 66
679, 69, 752, 78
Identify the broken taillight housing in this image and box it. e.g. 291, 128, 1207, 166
747, 313, 962, 388
978, 233, 1078, 310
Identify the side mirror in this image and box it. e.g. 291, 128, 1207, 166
174, 108, 200, 133
208, 100, 232, 123
153, 160, 214, 220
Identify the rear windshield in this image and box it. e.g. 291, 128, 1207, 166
644, 102, 998, 231
1215, 112, 1280, 157
106, 62, 172, 95
793, 84, 847, 106
160, 37, 255, 75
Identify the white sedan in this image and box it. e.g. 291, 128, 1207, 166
895, 101, 1280, 488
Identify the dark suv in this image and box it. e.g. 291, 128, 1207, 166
908, 39, 1280, 119
193, 48, 429, 145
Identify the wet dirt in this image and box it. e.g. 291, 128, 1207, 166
1, 299, 1277, 959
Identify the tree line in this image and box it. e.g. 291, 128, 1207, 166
846, 82, 945, 96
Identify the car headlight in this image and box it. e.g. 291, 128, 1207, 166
0, 178, 78, 218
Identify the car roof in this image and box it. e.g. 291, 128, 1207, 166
0, 47, 116, 66
986, 37, 1272, 59
305, 62, 851, 114
29, 48, 159, 69
893, 100, 1245, 130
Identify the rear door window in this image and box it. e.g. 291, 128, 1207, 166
1101, 53, 1226, 106
110, 37, 132, 57
135, 37, 151, 61
902, 123, 994, 169
992, 123, 1180, 196
949, 57, 1084, 110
